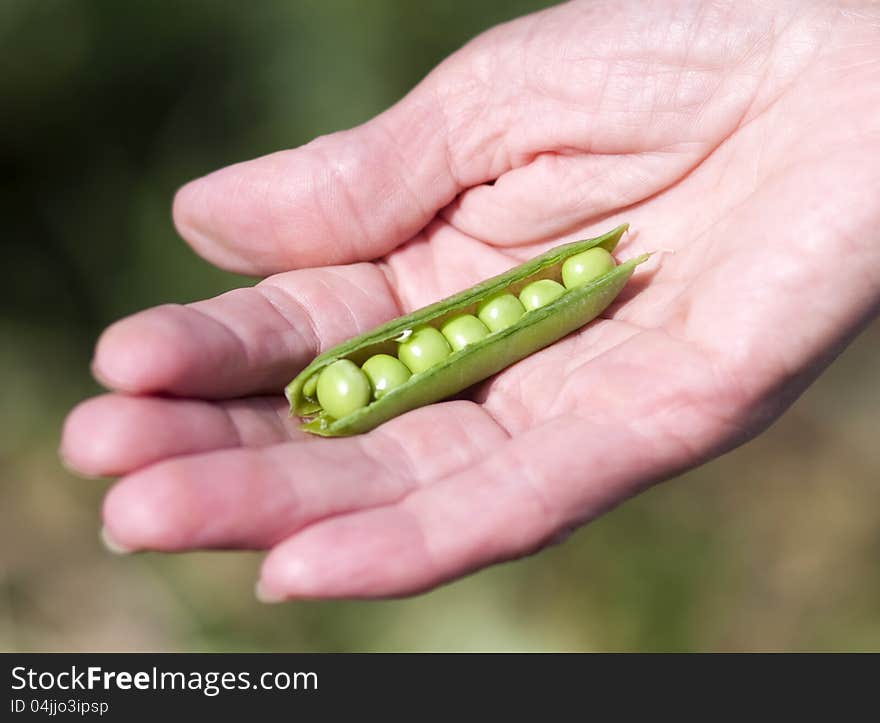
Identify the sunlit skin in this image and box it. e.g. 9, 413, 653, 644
60, 0, 880, 601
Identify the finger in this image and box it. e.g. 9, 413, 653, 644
172, 83, 475, 275
172, 1, 764, 274
100, 402, 508, 553
257, 335, 728, 601
168, 8, 553, 275
257, 415, 649, 600
60, 393, 296, 479
91, 263, 398, 397
441, 149, 703, 246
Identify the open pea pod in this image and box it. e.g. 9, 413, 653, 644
286, 223, 648, 436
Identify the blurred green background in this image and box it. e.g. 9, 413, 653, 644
2, 0, 878, 652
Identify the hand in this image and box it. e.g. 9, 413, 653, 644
61, 0, 880, 599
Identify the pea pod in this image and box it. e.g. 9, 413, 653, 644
286, 224, 648, 436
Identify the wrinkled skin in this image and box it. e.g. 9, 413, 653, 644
61, 0, 880, 600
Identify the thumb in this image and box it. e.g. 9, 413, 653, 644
173, 54, 498, 275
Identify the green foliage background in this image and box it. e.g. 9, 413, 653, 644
2, 0, 878, 651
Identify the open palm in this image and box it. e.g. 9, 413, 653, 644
62, 0, 880, 599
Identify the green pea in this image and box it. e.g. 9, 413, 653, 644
398, 326, 451, 374
477, 293, 526, 332
362, 354, 411, 399
441, 314, 490, 351
519, 279, 566, 311
315, 359, 371, 419
302, 374, 319, 400
561, 247, 616, 289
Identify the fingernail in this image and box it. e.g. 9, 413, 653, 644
254, 580, 285, 604
100, 526, 133, 555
